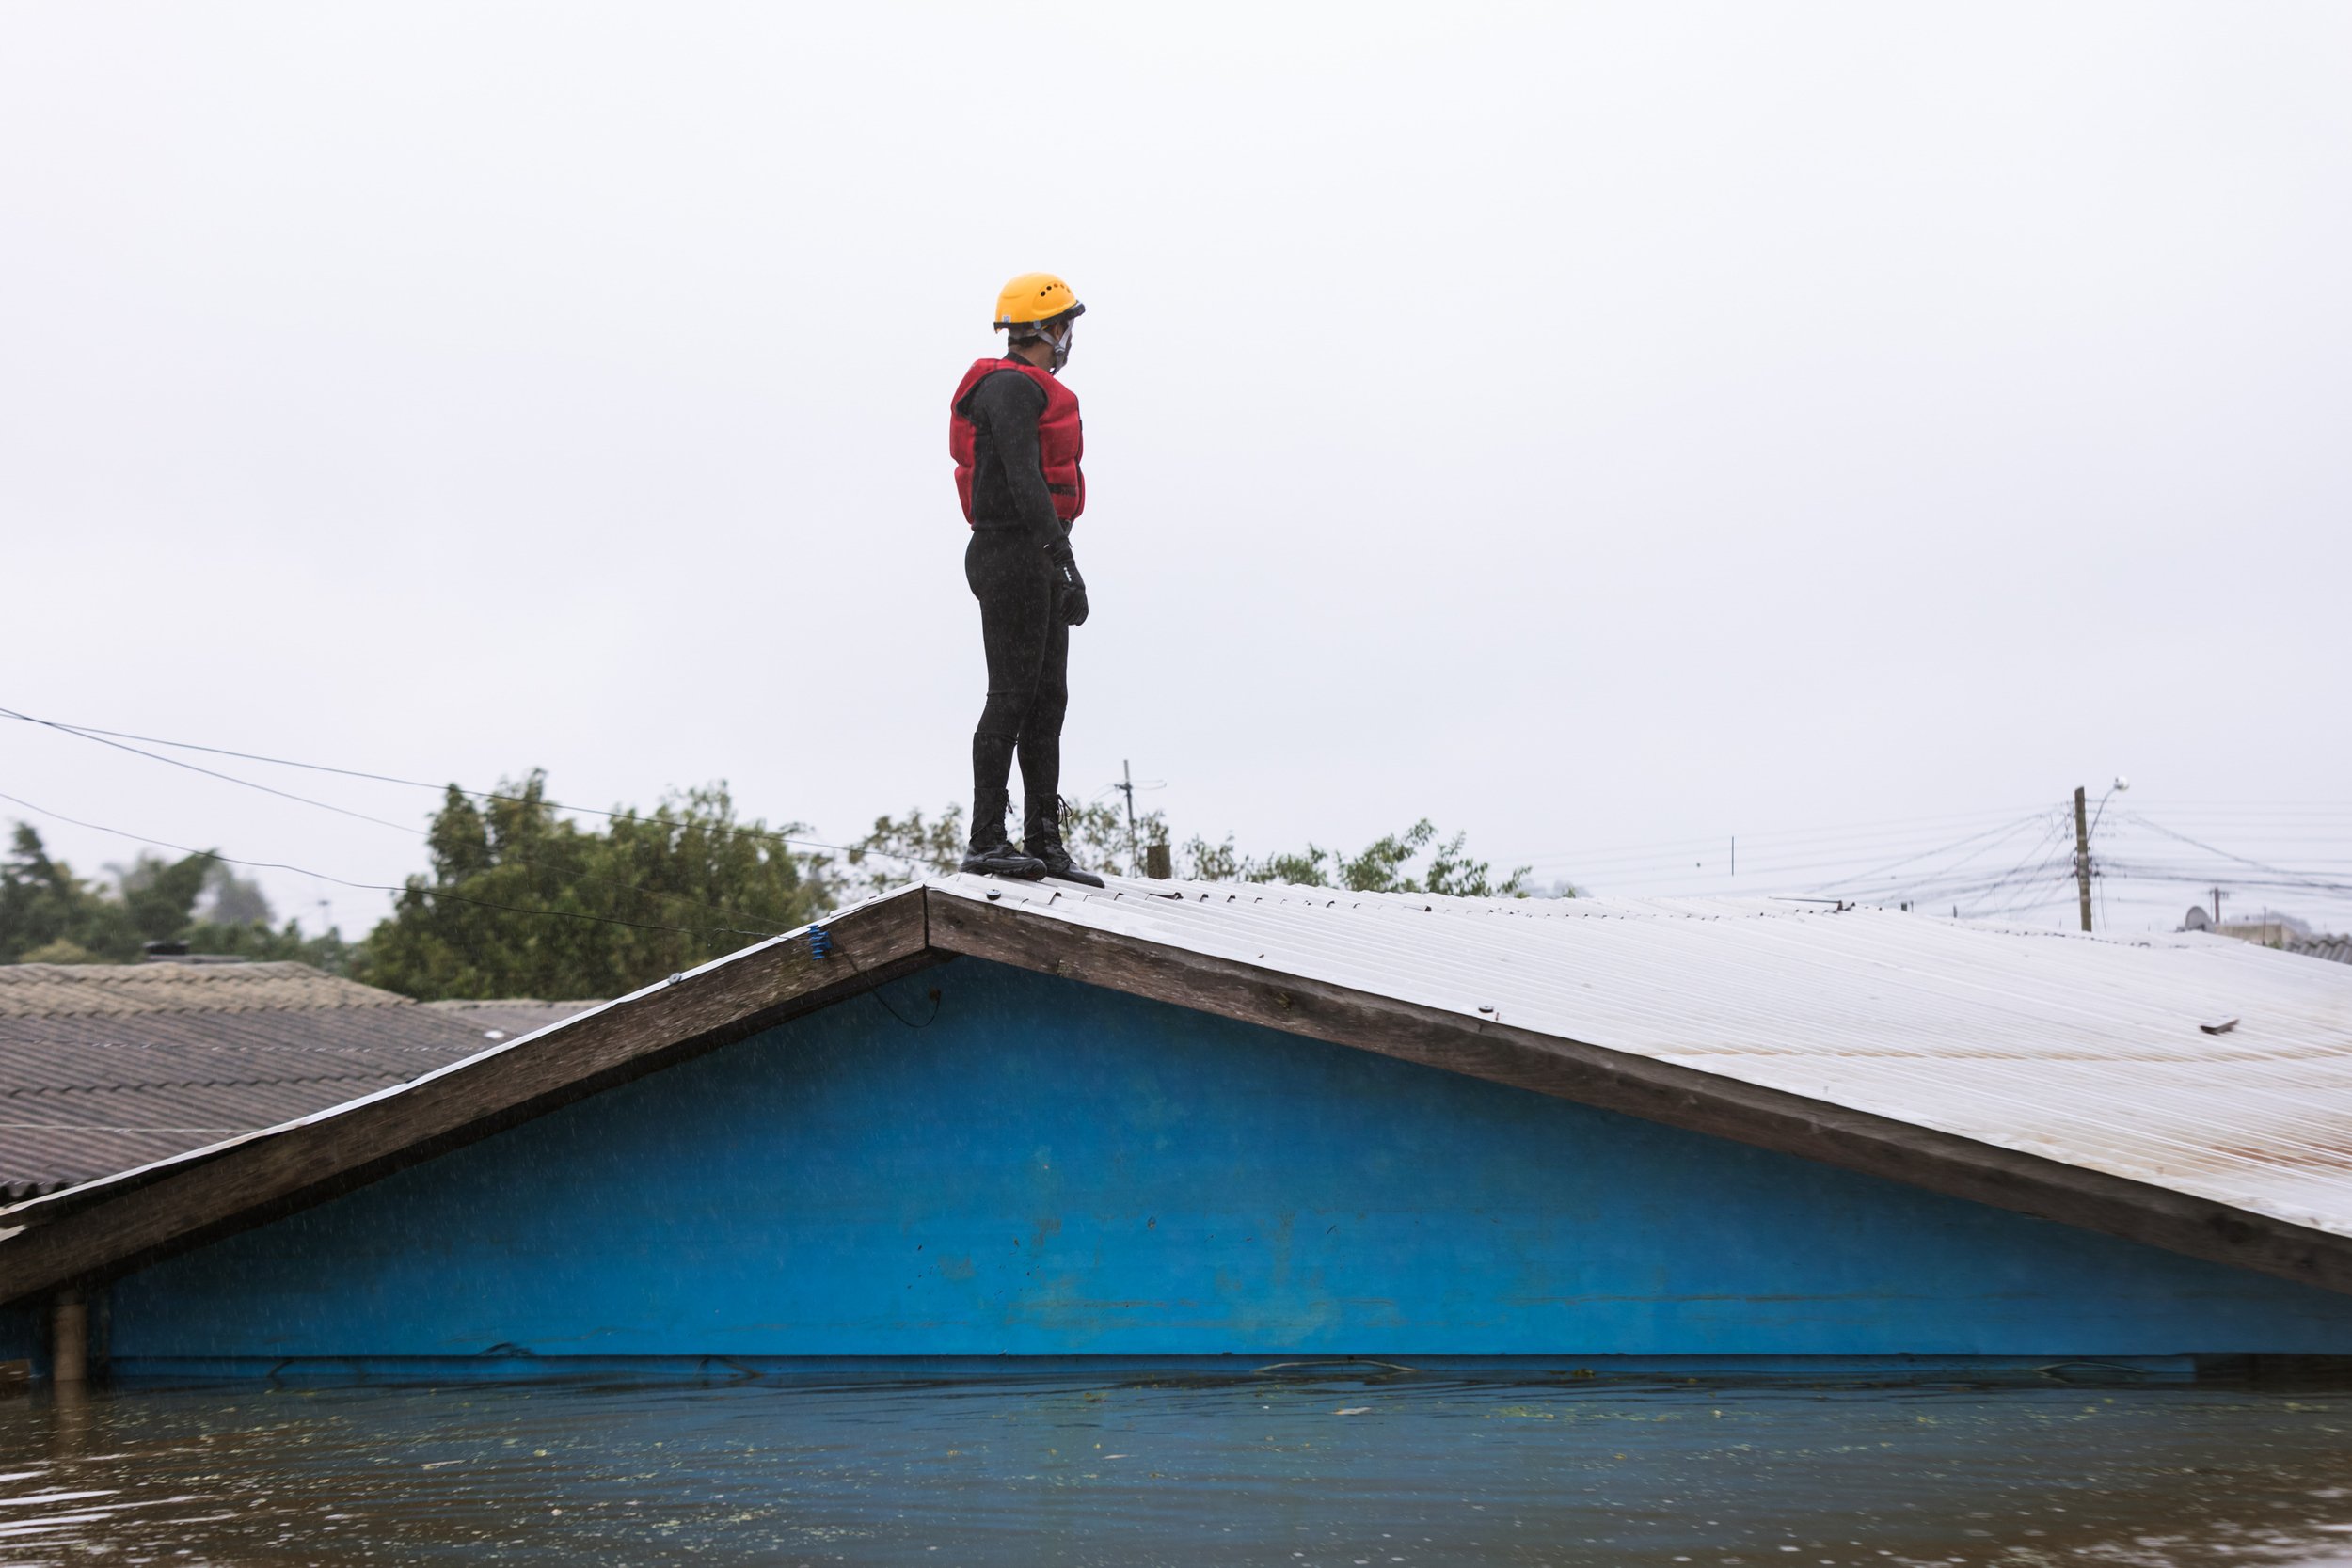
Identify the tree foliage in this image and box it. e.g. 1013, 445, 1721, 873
7, 776, 1549, 1000
836, 798, 1172, 896
357, 772, 822, 1002
0, 823, 348, 967
844, 801, 1534, 898
1179, 817, 1531, 896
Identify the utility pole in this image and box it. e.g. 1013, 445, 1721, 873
2073, 785, 2092, 933
1117, 760, 1140, 877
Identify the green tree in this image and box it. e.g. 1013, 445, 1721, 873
182, 914, 359, 972
1180, 817, 1532, 896
840, 802, 1534, 898
358, 772, 823, 1001
839, 799, 1174, 895
836, 803, 968, 894
2, 824, 130, 961
1, 825, 354, 965
108, 850, 219, 947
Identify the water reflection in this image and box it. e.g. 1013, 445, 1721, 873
2, 1367, 2350, 1566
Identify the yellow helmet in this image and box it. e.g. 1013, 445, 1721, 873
994, 272, 1085, 332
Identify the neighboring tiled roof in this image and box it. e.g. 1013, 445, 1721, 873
0, 961, 405, 1018
2286, 935, 2352, 966
0, 963, 599, 1200
422, 998, 599, 1041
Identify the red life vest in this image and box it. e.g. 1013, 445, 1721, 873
948, 356, 1085, 526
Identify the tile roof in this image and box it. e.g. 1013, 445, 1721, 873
2286, 934, 2352, 966
0, 961, 405, 1018
422, 998, 599, 1041
0, 964, 596, 1200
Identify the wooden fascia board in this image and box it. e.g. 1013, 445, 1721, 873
0, 890, 934, 1307
928, 890, 2352, 1297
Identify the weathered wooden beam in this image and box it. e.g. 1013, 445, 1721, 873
50, 1290, 87, 1384
0, 890, 934, 1307
929, 891, 2352, 1298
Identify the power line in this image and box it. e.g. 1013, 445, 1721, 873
1804, 812, 2053, 895
2120, 812, 2352, 894
1506, 804, 2050, 873
1, 705, 421, 836
0, 705, 930, 868
1, 706, 867, 928
1950, 816, 2075, 919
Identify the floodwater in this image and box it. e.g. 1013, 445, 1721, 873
4, 1364, 2352, 1566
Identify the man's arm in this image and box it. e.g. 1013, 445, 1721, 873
967, 370, 1069, 558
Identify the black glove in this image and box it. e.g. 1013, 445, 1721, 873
1048, 543, 1089, 626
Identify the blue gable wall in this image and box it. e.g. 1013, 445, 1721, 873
104, 959, 2352, 1362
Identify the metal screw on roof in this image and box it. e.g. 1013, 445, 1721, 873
666, 973, 685, 986
985, 888, 1002, 901
1477, 1005, 1495, 1014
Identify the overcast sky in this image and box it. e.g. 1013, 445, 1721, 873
4, 2, 2347, 938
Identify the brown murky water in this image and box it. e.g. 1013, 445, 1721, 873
4, 1368, 2351, 1566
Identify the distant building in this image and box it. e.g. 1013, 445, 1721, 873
2182, 906, 2350, 965
7, 879, 2352, 1378
0, 960, 594, 1201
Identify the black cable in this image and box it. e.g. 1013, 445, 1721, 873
0, 705, 930, 867
1876, 821, 2057, 915
2121, 813, 2352, 894
1540, 803, 2050, 856
2100, 863, 2352, 897
1959, 816, 2076, 918
2, 705, 421, 835
1804, 812, 2051, 895
2, 709, 818, 932
866, 979, 940, 1030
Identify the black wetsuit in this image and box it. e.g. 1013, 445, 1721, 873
958, 360, 1073, 831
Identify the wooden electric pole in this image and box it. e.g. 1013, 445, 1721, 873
1118, 760, 1140, 877
2073, 785, 2093, 932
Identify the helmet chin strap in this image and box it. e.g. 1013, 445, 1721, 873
1018, 320, 1073, 373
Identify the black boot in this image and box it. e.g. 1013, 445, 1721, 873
961, 789, 1045, 879
1025, 795, 1106, 887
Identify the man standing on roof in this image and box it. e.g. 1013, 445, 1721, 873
947, 271, 1103, 886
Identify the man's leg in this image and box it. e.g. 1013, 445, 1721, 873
1021, 602, 1102, 884
1016, 612, 1069, 827
964, 532, 1054, 876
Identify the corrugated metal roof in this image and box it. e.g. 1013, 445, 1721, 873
919, 875, 2352, 1243
0, 965, 599, 1198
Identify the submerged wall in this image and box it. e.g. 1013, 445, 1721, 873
0, 1301, 34, 1372
103, 958, 2352, 1362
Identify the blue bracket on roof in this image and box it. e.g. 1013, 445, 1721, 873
807, 925, 834, 959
